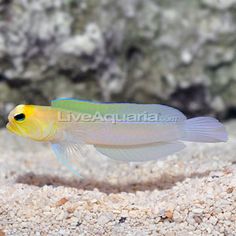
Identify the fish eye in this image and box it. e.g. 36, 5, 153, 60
14, 113, 26, 122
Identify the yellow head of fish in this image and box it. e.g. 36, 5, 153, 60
6, 105, 58, 141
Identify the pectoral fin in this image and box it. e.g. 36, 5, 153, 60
51, 131, 92, 178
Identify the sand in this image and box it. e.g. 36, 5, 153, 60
0, 121, 235, 236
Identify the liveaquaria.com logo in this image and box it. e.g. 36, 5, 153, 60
58, 111, 181, 124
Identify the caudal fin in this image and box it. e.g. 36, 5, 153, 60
181, 117, 228, 143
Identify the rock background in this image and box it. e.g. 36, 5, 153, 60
0, 0, 236, 126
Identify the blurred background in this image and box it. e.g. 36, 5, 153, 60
0, 0, 236, 127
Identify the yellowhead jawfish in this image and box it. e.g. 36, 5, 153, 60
6, 98, 228, 176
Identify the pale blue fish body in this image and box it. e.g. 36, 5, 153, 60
52, 99, 187, 146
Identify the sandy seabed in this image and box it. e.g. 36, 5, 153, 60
0, 122, 235, 236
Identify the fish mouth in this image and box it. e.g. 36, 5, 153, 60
6, 122, 15, 133
6, 122, 21, 135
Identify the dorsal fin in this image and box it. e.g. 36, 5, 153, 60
51, 98, 187, 121
51, 98, 100, 114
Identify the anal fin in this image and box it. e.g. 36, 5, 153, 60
95, 141, 185, 162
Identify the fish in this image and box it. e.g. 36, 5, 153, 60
6, 98, 228, 177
